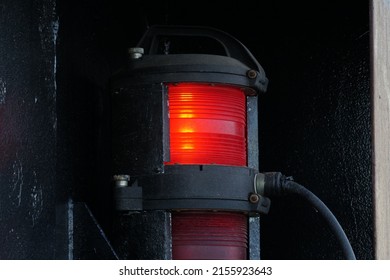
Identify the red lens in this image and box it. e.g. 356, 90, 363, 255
166, 83, 247, 166
166, 83, 248, 260
172, 211, 248, 260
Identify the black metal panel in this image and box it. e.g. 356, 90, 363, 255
112, 211, 172, 260
112, 84, 167, 175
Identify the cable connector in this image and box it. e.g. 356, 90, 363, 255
254, 171, 356, 260
254, 172, 289, 197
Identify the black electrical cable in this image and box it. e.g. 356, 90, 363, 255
261, 173, 356, 260
283, 180, 356, 260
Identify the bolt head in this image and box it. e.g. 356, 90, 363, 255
249, 193, 260, 204
247, 69, 258, 79
128, 47, 144, 60
113, 174, 130, 187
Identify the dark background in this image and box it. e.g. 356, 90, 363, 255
0, 0, 372, 259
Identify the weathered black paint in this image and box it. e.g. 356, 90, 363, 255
0, 0, 57, 259
72, 202, 118, 260
112, 211, 172, 260
0, 0, 372, 260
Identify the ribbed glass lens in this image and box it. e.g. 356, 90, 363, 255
166, 83, 247, 166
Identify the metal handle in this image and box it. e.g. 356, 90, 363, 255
136, 25, 263, 71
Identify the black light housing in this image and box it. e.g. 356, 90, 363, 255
111, 25, 269, 260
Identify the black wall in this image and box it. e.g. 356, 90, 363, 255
0, 0, 57, 259
0, 0, 372, 259
256, 3, 372, 259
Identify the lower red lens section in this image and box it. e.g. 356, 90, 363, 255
166, 83, 247, 166
172, 211, 248, 260
167, 84, 248, 259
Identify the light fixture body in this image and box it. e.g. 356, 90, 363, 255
111, 25, 268, 260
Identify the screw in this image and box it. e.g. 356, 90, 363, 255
153, 167, 163, 173
249, 193, 260, 204
247, 69, 257, 79
113, 174, 130, 187
128, 47, 144, 60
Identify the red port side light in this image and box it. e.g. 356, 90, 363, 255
166, 83, 249, 260
166, 83, 247, 166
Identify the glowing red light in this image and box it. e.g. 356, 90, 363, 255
166, 83, 248, 260
166, 83, 247, 166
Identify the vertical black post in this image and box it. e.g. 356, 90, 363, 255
0, 0, 58, 259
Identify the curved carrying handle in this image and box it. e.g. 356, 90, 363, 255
136, 25, 263, 72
